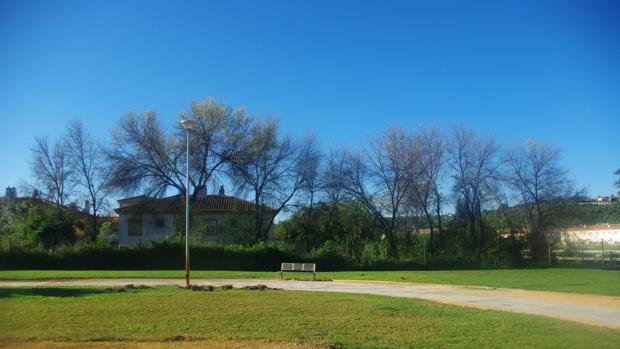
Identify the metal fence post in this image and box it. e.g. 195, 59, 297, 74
601, 239, 605, 269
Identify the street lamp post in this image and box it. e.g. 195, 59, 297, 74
180, 119, 196, 286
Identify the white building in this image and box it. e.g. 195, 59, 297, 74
560, 224, 620, 244
114, 187, 276, 246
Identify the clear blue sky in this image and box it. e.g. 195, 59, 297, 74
1, 0, 618, 198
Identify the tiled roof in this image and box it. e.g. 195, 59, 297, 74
115, 195, 276, 214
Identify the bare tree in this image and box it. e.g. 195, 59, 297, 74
504, 140, 573, 257
229, 118, 314, 244
448, 127, 500, 253
180, 98, 252, 198
66, 120, 112, 239
297, 132, 323, 253
106, 98, 251, 199
319, 149, 349, 239
340, 128, 416, 258
30, 135, 75, 211
406, 126, 446, 253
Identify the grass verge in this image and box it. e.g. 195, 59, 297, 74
0, 286, 619, 348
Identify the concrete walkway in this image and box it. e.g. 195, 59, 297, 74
2, 278, 620, 329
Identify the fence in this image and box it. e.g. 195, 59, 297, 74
554, 238, 619, 269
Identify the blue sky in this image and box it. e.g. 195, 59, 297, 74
1, 0, 618, 199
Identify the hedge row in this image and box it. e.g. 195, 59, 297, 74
0, 242, 567, 271
0, 243, 356, 271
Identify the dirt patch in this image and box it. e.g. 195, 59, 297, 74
241, 284, 281, 291
104, 284, 151, 293
177, 285, 215, 292
287, 278, 333, 282
0, 340, 323, 349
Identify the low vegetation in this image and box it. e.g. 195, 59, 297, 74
1, 287, 618, 348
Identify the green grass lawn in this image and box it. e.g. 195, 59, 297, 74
0, 286, 618, 349
1, 268, 619, 296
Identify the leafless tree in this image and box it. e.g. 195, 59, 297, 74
296, 132, 323, 252
66, 120, 112, 239
340, 128, 416, 258
406, 126, 446, 252
179, 98, 252, 198
319, 149, 349, 239
106, 98, 251, 199
504, 139, 573, 256
30, 135, 75, 211
448, 127, 500, 253
229, 118, 315, 244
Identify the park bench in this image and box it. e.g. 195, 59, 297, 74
278, 262, 316, 280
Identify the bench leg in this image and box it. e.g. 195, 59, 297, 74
313, 272, 316, 281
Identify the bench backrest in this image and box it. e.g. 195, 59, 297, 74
281, 262, 316, 272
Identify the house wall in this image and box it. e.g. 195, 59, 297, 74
117, 213, 176, 246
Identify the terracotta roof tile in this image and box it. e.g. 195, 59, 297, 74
115, 195, 276, 214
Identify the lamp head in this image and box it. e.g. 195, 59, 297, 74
180, 119, 196, 131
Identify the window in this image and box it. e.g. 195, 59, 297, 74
155, 216, 165, 228
204, 219, 218, 235
128, 217, 143, 236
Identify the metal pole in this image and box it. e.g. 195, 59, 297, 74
185, 128, 190, 286
601, 238, 604, 269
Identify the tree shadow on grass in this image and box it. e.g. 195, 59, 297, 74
0, 287, 106, 299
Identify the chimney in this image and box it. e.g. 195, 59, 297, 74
84, 200, 90, 214
219, 186, 225, 196
5, 187, 17, 200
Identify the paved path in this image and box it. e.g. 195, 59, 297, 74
2, 278, 619, 329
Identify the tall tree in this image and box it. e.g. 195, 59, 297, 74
229, 118, 315, 244
320, 149, 349, 240
30, 136, 75, 211
297, 132, 323, 253
420, 126, 447, 248
180, 98, 252, 198
406, 126, 446, 253
448, 127, 500, 254
504, 140, 573, 258
340, 128, 416, 258
106, 98, 251, 199
66, 120, 112, 239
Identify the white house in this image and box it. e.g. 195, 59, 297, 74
114, 187, 276, 246
559, 224, 620, 244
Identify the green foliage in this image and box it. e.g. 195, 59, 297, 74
274, 199, 381, 259
0, 201, 79, 250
